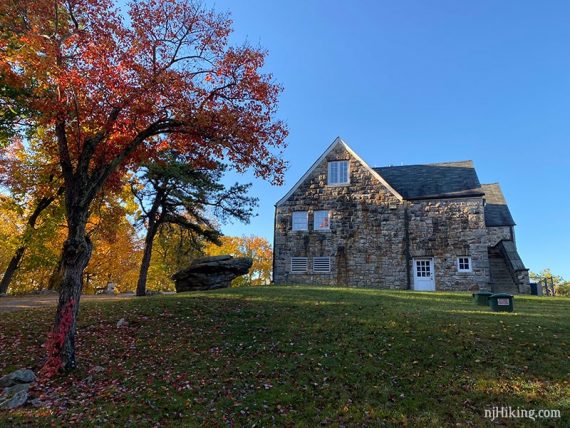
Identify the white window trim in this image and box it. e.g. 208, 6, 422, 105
290, 257, 308, 273
292, 211, 308, 231
313, 257, 331, 273
314, 210, 331, 231
327, 160, 350, 186
457, 256, 472, 273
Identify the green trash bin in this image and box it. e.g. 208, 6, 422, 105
473, 291, 493, 306
488, 293, 514, 312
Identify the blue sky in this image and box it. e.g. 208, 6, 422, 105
214, 0, 570, 279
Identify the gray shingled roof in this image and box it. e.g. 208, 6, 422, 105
373, 161, 484, 200
481, 183, 516, 227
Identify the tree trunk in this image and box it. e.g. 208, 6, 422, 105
48, 209, 92, 372
135, 189, 164, 297
136, 223, 158, 296
0, 247, 25, 295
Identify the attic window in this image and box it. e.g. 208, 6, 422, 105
457, 257, 472, 273
328, 161, 349, 185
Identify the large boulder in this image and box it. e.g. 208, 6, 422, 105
172, 255, 253, 292
0, 369, 36, 388
0, 369, 36, 410
0, 389, 29, 410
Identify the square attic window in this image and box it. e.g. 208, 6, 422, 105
328, 160, 349, 185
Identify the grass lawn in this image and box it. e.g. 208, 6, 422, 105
0, 286, 569, 427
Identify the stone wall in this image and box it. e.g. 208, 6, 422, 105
487, 226, 513, 247
274, 144, 499, 291
407, 198, 490, 291
516, 270, 531, 294
274, 144, 407, 288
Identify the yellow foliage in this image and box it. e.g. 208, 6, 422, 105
0, 190, 142, 294
203, 235, 273, 286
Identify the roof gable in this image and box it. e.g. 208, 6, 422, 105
275, 137, 403, 207
374, 161, 484, 200
275, 139, 516, 226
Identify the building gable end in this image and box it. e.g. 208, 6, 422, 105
275, 137, 403, 206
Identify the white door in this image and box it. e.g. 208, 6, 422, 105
413, 258, 435, 291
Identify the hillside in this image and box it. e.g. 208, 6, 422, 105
1, 287, 568, 427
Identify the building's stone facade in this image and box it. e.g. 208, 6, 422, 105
274, 139, 529, 292
406, 198, 490, 291
274, 144, 407, 288
487, 226, 513, 247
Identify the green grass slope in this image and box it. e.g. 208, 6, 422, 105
1, 286, 569, 427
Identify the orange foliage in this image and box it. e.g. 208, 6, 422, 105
204, 235, 272, 286
1, 0, 286, 369
0, 0, 287, 188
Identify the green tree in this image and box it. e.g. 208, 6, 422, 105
131, 156, 257, 296
530, 269, 565, 285
530, 269, 566, 296
145, 225, 204, 291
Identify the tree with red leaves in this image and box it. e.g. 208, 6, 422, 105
0, 0, 287, 372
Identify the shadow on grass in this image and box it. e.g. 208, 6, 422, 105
1, 286, 568, 427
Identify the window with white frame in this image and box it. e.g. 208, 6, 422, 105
291, 257, 308, 273
314, 210, 331, 231
292, 211, 308, 231
457, 256, 472, 272
327, 160, 349, 185
313, 257, 331, 273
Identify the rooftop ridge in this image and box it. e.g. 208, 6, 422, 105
374, 160, 474, 169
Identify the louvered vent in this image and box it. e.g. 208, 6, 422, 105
291, 257, 308, 273
313, 257, 331, 273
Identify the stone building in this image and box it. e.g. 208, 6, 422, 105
273, 137, 530, 293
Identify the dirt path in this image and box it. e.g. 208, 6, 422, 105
0, 294, 135, 313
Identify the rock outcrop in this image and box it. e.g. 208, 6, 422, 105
0, 369, 36, 410
172, 255, 253, 292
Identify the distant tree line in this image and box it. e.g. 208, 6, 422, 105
530, 269, 569, 296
